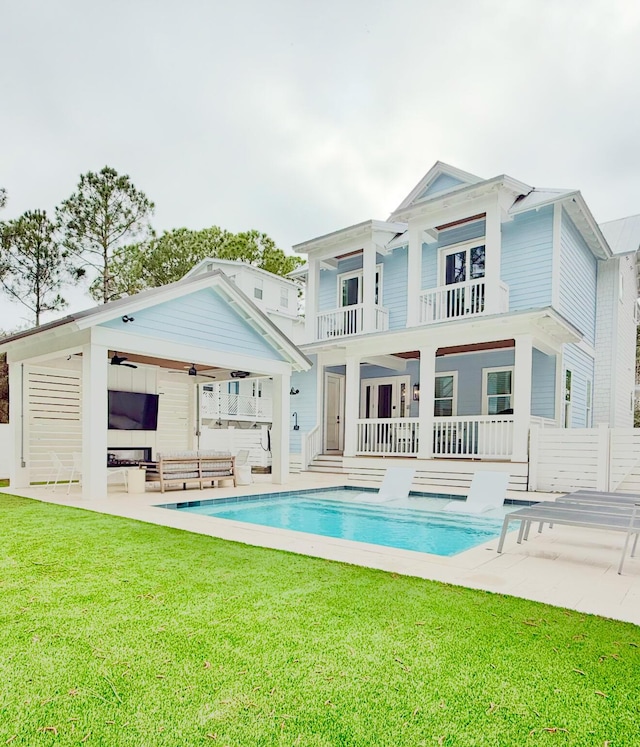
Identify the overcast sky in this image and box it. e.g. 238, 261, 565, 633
1, 0, 640, 329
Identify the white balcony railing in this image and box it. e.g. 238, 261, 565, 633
355, 415, 514, 459
201, 390, 273, 421
433, 415, 514, 459
301, 425, 322, 469
356, 418, 419, 456
315, 304, 389, 340
419, 280, 509, 324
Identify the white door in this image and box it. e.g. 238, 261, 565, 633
324, 373, 345, 451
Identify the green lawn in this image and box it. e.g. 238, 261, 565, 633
0, 493, 638, 746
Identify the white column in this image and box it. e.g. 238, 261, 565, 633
512, 334, 533, 462
362, 239, 377, 333
271, 372, 290, 484
406, 228, 423, 326
417, 346, 437, 459
82, 342, 109, 500
305, 258, 319, 343
343, 355, 360, 457
484, 200, 502, 314
8, 361, 29, 488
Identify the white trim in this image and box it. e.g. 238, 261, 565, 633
481, 366, 515, 415
392, 161, 484, 214
438, 238, 487, 286
359, 375, 411, 419
434, 371, 458, 417
552, 203, 562, 308
336, 264, 383, 307
324, 371, 345, 451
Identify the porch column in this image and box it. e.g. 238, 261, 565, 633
8, 361, 29, 488
417, 346, 437, 459
512, 334, 533, 462
362, 239, 377, 333
406, 228, 423, 327
484, 200, 503, 314
82, 342, 108, 500
343, 355, 360, 457
271, 372, 290, 484
305, 259, 319, 343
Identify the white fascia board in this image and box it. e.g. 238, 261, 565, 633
292, 220, 406, 259
4, 327, 90, 364
391, 161, 485, 214
91, 327, 292, 376
185, 258, 301, 289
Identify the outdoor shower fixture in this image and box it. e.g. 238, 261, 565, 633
290, 387, 300, 395
292, 412, 299, 430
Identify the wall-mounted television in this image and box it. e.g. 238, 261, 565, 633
108, 390, 160, 431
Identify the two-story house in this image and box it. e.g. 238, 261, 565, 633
287, 162, 639, 489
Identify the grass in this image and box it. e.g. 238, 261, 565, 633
0, 493, 638, 746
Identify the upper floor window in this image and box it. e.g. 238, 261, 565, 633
228, 381, 239, 395
338, 266, 382, 307
254, 279, 263, 300
442, 241, 486, 286
280, 288, 289, 308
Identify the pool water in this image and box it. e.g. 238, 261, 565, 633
161, 488, 507, 556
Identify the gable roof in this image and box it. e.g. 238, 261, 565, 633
391, 161, 484, 214
0, 270, 311, 371
183, 257, 301, 289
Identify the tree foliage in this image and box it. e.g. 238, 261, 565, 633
0, 210, 68, 326
57, 166, 154, 303
0, 188, 6, 210
107, 226, 304, 297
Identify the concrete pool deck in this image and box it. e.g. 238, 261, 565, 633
4, 472, 640, 626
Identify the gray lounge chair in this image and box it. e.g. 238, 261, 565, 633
497, 500, 640, 574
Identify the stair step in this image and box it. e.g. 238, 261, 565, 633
307, 465, 347, 474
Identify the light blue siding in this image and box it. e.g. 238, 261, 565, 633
100, 288, 284, 361
290, 354, 317, 453
436, 350, 515, 415
417, 173, 465, 200
501, 206, 553, 311
381, 247, 408, 330
531, 348, 556, 419
563, 344, 595, 427
318, 268, 337, 311
559, 210, 597, 344
421, 220, 486, 290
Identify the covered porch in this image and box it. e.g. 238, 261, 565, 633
301, 308, 579, 478
2, 270, 311, 500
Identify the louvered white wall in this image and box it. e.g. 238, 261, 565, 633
0, 424, 11, 478
157, 373, 192, 453
27, 366, 82, 483
529, 425, 640, 493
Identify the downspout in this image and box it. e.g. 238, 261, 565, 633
20, 363, 25, 468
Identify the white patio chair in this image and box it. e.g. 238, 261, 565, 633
47, 452, 73, 492
234, 449, 252, 485
67, 452, 83, 495
235, 449, 250, 466
443, 471, 509, 514
356, 467, 416, 503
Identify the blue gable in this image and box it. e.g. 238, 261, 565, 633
417, 173, 465, 200
100, 287, 285, 362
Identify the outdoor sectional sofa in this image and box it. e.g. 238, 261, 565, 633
140, 451, 236, 493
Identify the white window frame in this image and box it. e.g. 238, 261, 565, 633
254, 279, 263, 300
438, 237, 487, 286
434, 371, 458, 417
359, 375, 410, 419
337, 264, 383, 307
481, 366, 514, 416
280, 287, 289, 309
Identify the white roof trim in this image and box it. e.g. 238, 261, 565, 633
183, 257, 301, 288
391, 161, 484, 214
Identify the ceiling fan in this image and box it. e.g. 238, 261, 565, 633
168, 364, 217, 380
110, 353, 137, 369
230, 370, 251, 378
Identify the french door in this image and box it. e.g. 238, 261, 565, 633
441, 241, 486, 317
360, 376, 411, 419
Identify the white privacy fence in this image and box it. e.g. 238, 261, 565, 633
529, 425, 640, 493
0, 424, 12, 479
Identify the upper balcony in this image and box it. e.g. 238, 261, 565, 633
418, 279, 509, 325
315, 303, 389, 341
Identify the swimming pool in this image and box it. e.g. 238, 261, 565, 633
158, 487, 508, 556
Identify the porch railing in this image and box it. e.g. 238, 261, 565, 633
201, 391, 273, 421
419, 280, 509, 324
432, 415, 514, 459
354, 415, 514, 459
356, 418, 419, 456
315, 304, 389, 340
301, 425, 322, 469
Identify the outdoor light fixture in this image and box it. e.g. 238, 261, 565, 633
290, 387, 300, 395
413, 383, 420, 401
122, 314, 135, 323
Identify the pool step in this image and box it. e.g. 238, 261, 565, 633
306, 454, 346, 474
